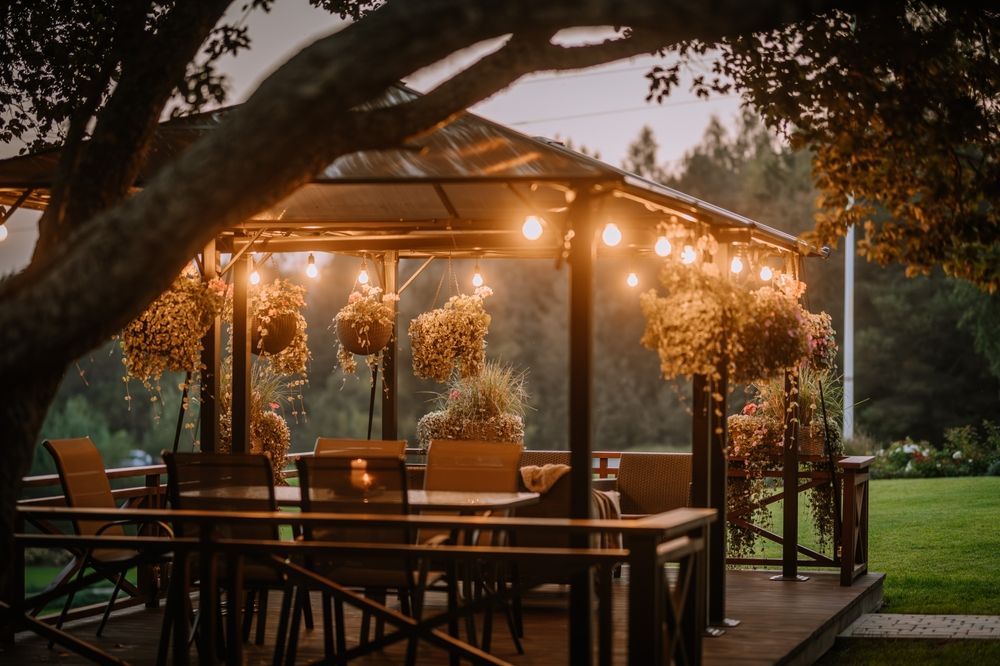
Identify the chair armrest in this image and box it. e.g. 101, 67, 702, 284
95, 518, 175, 538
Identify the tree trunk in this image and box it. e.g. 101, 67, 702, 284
0, 367, 63, 590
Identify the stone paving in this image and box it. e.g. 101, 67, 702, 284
842, 613, 1000, 639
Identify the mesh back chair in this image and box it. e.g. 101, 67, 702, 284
314, 437, 406, 459
161, 452, 296, 662
292, 456, 442, 663
425, 439, 524, 653
518, 450, 570, 468
425, 440, 523, 492
43, 438, 169, 638
616, 452, 692, 518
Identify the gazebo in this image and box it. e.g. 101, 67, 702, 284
1, 85, 822, 646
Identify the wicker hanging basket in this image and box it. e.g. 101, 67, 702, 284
798, 421, 827, 456
252, 312, 298, 356
337, 318, 393, 356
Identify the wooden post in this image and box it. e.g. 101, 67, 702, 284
708, 358, 731, 625
382, 251, 399, 440
231, 251, 252, 454
200, 239, 221, 452
773, 369, 807, 581
627, 533, 661, 664
567, 190, 594, 663
691, 374, 710, 509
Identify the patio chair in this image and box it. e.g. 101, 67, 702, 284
288, 455, 447, 665
314, 437, 406, 459
160, 452, 299, 665
616, 452, 692, 518
425, 439, 524, 653
42, 437, 172, 640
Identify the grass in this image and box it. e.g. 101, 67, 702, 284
25, 565, 137, 613
867, 476, 1000, 614
817, 638, 1000, 665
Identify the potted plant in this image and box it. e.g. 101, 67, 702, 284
333, 284, 397, 376
120, 268, 227, 389
249, 278, 310, 376
416, 361, 528, 449
409, 286, 492, 383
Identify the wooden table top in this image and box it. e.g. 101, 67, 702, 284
272, 486, 538, 511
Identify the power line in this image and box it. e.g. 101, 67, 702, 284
514, 56, 718, 85
507, 95, 739, 126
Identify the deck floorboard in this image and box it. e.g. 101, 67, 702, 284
5, 570, 883, 665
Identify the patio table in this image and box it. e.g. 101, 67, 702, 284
275, 486, 539, 512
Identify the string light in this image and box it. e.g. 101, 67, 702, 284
680, 245, 697, 265
654, 236, 672, 257
357, 257, 369, 285
249, 267, 261, 285
522, 215, 543, 240
305, 253, 318, 279
730, 255, 744, 274
602, 222, 622, 247
0, 224, 7, 243
759, 265, 774, 281
471, 259, 484, 288
626, 271, 639, 288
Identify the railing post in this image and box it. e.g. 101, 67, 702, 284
839, 456, 872, 585
139, 473, 161, 608
773, 369, 807, 582
627, 533, 662, 665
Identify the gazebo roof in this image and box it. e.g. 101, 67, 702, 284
0, 85, 816, 259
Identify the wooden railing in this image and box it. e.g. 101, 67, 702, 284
8, 504, 714, 666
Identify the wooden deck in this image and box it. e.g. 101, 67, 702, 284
4, 570, 883, 665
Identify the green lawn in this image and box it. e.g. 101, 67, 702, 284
868, 476, 1000, 614
818, 638, 1000, 665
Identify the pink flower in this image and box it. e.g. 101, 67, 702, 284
449, 389, 461, 400
742, 403, 758, 416
269, 402, 279, 411
348, 291, 362, 304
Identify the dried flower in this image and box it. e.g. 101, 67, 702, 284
409, 291, 491, 383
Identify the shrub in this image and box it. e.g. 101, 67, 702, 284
872, 421, 1000, 479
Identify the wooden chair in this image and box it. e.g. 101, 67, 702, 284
616, 452, 692, 518
314, 437, 406, 459
43, 437, 171, 639
425, 439, 524, 653
160, 452, 299, 665
288, 456, 446, 665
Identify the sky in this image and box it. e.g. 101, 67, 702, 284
0, 2, 742, 274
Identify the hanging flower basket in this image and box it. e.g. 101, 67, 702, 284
337, 317, 393, 355
252, 312, 298, 355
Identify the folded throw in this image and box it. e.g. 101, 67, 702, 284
519, 463, 571, 493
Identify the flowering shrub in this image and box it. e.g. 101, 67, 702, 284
250, 279, 310, 376
409, 286, 492, 383
121, 270, 227, 387
872, 422, 1000, 479
416, 361, 528, 449
333, 285, 397, 376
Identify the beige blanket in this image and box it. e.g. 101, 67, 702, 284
519, 463, 571, 493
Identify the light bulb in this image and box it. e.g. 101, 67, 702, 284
0, 224, 8, 242
522, 215, 543, 240
306, 253, 318, 279
602, 222, 622, 247
730, 256, 744, 274
472, 272, 484, 288
358, 268, 369, 285
249, 269, 261, 285
654, 236, 672, 257
759, 265, 774, 281
626, 272, 639, 288
680, 245, 697, 265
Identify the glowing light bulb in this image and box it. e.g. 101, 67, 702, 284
522, 215, 543, 240
680, 245, 697, 265
0, 224, 8, 242
249, 269, 261, 285
602, 222, 622, 247
358, 268, 369, 285
626, 272, 639, 288
759, 265, 774, 281
472, 272, 484, 288
654, 236, 672, 257
730, 256, 744, 274
306, 253, 318, 279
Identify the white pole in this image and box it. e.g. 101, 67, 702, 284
843, 224, 855, 440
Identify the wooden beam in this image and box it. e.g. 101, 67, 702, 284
199, 240, 220, 453
708, 358, 729, 625
382, 251, 398, 440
